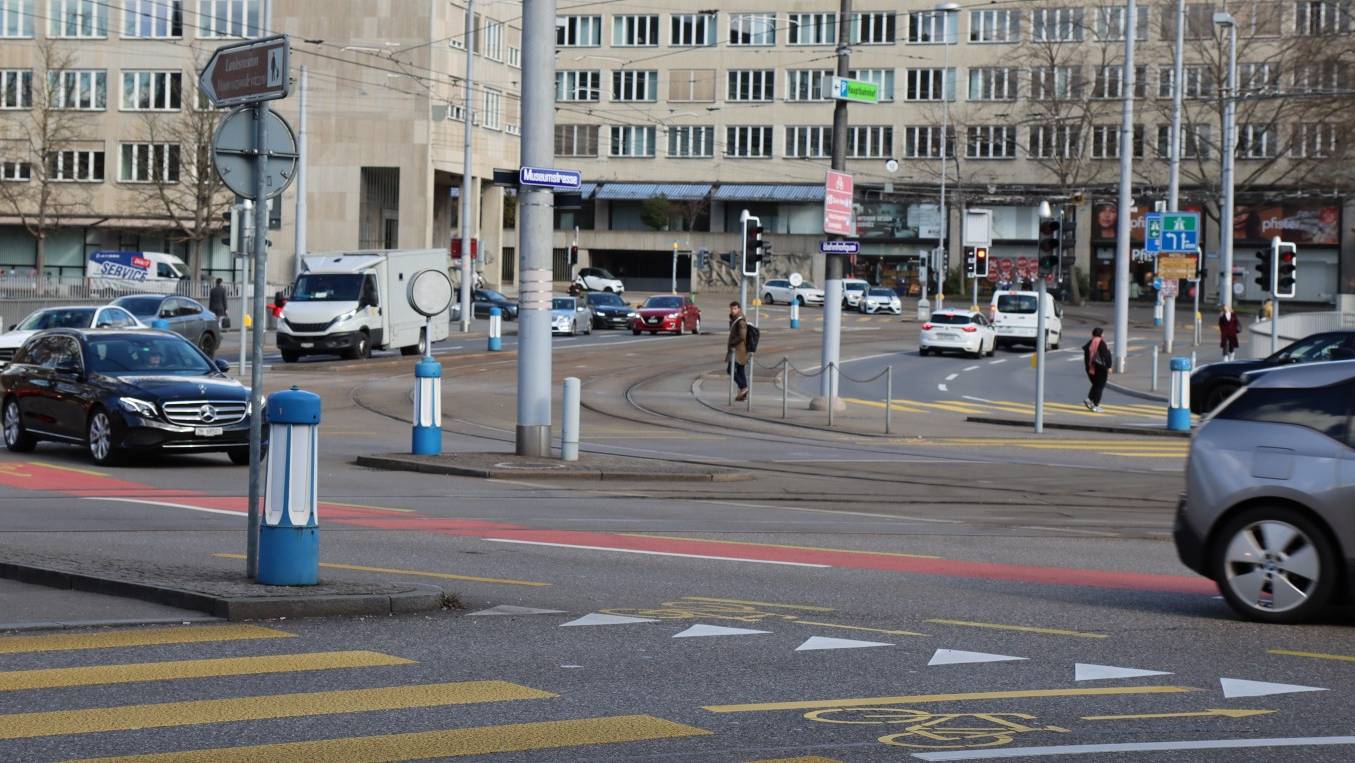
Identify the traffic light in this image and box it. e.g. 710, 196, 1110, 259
1254, 248, 1271, 293
974, 246, 989, 278
1038, 219, 1060, 275
1275, 244, 1297, 298
743, 222, 765, 277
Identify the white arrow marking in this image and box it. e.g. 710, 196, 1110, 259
559, 613, 659, 627
468, 605, 566, 616
928, 649, 1027, 666
673, 624, 771, 638
1075, 663, 1174, 682
796, 636, 893, 652
1220, 677, 1328, 699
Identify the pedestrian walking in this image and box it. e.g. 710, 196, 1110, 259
1219, 306, 1240, 362
727, 301, 749, 402
1082, 327, 1112, 413
208, 278, 229, 327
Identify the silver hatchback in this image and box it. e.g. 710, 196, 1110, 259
1174, 360, 1355, 623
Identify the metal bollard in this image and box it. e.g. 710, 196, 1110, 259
827, 364, 837, 427
412, 358, 442, 455
1151, 346, 1159, 393
789, 300, 800, 329
1168, 357, 1192, 432
885, 366, 893, 435
488, 306, 502, 351
728, 355, 735, 405
1191, 350, 1197, 370
746, 355, 754, 411
257, 386, 321, 586
561, 377, 580, 461
781, 360, 789, 419
1153, 297, 1163, 327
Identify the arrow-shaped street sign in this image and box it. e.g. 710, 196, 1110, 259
1082, 708, 1274, 721
199, 35, 291, 108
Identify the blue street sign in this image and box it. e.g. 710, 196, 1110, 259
518, 166, 582, 190
1160, 211, 1200, 253
819, 240, 860, 255
1144, 213, 1164, 254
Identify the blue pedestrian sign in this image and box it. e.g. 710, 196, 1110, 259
1146, 211, 1200, 254
819, 240, 860, 255
518, 166, 582, 190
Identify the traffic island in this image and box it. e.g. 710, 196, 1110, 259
355, 452, 752, 482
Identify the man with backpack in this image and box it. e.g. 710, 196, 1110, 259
1082, 327, 1113, 413
727, 301, 757, 402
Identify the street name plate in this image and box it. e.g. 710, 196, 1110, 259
829, 76, 880, 104
819, 240, 860, 255
519, 166, 582, 190
199, 35, 290, 108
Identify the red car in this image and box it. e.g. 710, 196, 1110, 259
630, 295, 702, 335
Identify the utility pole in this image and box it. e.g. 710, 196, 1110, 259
1216, 11, 1238, 311
245, 103, 270, 578
816, 0, 851, 411
515, 0, 555, 457
1165, 0, 1185, 353
1113, 0, 1138, 373
293, 65, 307, 278
458, 0, 476, 333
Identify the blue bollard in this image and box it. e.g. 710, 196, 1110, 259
257, 386, 321, 586
412, 358, 442, 455
1168, 357, 1192, 432
1153, 298, 1163, 327
151, 319, 170, 330
789, 300, 800, 329
488, 306, 502, 352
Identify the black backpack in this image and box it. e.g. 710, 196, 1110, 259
745, 323, 761, 353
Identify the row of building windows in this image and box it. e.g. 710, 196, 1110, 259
0, 0, 264, 40
555, 3, 1351, 49
554, 123, 1342, 161
0, 68, 185, 110
0, 143, 181, 182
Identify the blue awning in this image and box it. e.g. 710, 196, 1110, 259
595, 182, 711, 201
714, 184, 825, 202
577, 182, 597, 199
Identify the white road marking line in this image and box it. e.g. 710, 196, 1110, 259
698, 499, 965, 525
938, 384, 948, 392
83, 497, 240, 518
1066, 356, 1083, 362
1022, 353, 1035, 358
945, 373, 959, 381
963, 365, 980, 372
482, 538, 831, 568
912, 736, 1355, 761
989, 359, 1007, 364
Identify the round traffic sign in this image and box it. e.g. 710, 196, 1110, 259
407, 268, 453, 318
789, 272, 804, 287
212, 106, 299, 200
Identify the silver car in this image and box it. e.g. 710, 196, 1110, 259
1174, 360, 1355, 623
550, 296, 593, 336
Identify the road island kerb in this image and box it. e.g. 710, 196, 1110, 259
355, 452, 752, 482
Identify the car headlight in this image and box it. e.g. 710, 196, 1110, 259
119, 397, 158, 418
332, 309, 357, 326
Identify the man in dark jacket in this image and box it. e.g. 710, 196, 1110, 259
1082, 327, 1112, 412
208, 278, 229, 324
727, 302, 749, 402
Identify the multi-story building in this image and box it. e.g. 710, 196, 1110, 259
551, 1, 1355, 306
0, 0, 520, 286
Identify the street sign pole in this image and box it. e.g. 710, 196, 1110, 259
816, 0, 851, 414
245, 102, 268, 579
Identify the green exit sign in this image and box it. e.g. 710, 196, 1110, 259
829, 76, 879, 104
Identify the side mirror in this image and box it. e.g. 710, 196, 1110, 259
6, 325, 13, 332
215, 358, 231, 373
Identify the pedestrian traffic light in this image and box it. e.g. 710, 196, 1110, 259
1254, 248, 1272, 293
974, 246, 989, 278
964, 248, 976, 278
1038, 219, 1060, 275
1275, 244, 1297, 299
743, 223, 765, 277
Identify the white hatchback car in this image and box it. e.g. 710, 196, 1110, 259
573, 267, 625, 294
859, 287, 902, 315
920, 309, 996, 358
762, 279, 825, 306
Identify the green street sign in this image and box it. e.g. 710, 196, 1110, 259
830, 76, 879, 104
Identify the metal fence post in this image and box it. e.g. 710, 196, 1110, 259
728, 354, 735, 405
781, 359, 789, 419
885, 365, 893, 435
827, 363, 836, 427
746, 354, 754, 412
1151, 345, 1160, 393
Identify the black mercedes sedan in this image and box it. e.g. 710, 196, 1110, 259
583, 290, 638, 330
1189, 329, 1355, 414
1, 329, 255, 465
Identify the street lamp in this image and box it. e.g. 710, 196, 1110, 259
1214, 11, 1238, 310
935, 2, 960, 308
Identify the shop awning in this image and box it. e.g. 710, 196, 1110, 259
595, 183, 711, 201
714, 184, 825, 202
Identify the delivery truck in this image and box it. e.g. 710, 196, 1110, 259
277, 249, 451, 362
86, 251, 188, 293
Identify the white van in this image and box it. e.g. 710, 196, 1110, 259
989, 290, 1063, 350
277, 249, 451, 362
86, 251, 187, 293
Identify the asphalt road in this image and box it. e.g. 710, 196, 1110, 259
0, 297, 1351, 762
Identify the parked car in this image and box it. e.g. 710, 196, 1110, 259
630, 295, 701, 335
1190, 330, 1355, 414
0, 306, 142, 366
470, 289, 518, 320
583, 290, 637, 330
550, 296, 593, 336
1, 329, 255, 465
763, 279, 825, 306
989, 290, 1062, 350
920, 309, 996, 358
573, 267, 625, 294
112, 295, 222, 357
842, 279, 870, 308
1174, 360, 1355, 623
860, 287, 902, 315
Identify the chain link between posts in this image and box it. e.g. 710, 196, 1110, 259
742, 356, 893, 433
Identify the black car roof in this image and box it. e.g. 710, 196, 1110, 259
39, 328, 181, 341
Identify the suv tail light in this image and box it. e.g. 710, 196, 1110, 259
922, 322, 933, 330
962, 325, 978, 333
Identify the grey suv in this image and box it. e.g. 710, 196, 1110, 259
1175, 360, 1355, 623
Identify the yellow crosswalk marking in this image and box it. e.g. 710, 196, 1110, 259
73, 714, 710, 762
0, 651, 412, 692
0, 681, 554, 740
0, 624, 291, 655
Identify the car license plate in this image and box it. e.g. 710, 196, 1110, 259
195, 426, 223, 437
938, 332, 958, 339
647, 318, 659, 324
300, 342, 314, 348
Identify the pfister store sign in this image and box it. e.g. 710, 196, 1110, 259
90, 251, 153, 281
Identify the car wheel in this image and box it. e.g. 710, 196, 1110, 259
763, 293, 774, 305
986, 339, 996, 357
676, 322, 684, 336
918, 347, 929, 357
198, 332, 219, 358
1205, 383, 1239, 412
796, 295, 806, 306
604, 286, 614, 293
1211, 506, 1338, 624
3, 398, 35, 452
693, 318, 701, 335
632, 329, 641, 336
228, 448, 251, 466
343, 331, 371, 360
970, 345, 983, 359
87, 408, 122, 466
281, 350, 300, 363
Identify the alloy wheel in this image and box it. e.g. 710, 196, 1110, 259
4, 402, 19, 446
1223, 520, 1321, 614
88, 412, 113, 462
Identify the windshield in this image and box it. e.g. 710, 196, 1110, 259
87, 335, 214, 376
552, 298, 576, 311
592, 268, 617, 280
290, 274, 363, 302
1274, 334, 1350, 363
930, 313, 974, 325
589, 292, 625, 307
480, 290, 508, 302
797, 282, 818, 290
643, 297, 684, 309
997, 295, 1039, 314
868, 288, 895, 297
114, 296, 164, 320
15, 308, 96, 331
845, 283, 867, 292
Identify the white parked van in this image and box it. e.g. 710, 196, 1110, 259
277, 249, 451, 362
86, 251, 187, 293
989, 290, 1063, 350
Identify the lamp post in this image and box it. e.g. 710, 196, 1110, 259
1168, 0, 1188, 350
936, 2, 960, 307
1112, 0, 1139, 373
1214, 11, 1238, 311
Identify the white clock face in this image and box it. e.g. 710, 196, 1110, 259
885, 159, 900, 174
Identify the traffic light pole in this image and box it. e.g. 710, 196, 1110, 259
816, 0, 851, 412
1112, 0, 1138, 373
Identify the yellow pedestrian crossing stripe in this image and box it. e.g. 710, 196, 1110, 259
846, 396, 1170, 421
925, 437, 1188, 458
0, 624, 291, 655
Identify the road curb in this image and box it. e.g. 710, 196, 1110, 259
964, 416, 1190, 438
0, 560, 448, 622
1107, 381, 1169, 403
354, 453, 751, 482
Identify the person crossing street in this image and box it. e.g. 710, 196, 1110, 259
727, 302, 749, 402
1082, 327, 1112, 413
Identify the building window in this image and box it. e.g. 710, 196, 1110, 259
1, 0, 34, 38
668, 125, 715, 158
610, 125, 655, 157
481, 88, 502, 129
556, 15, 601, 46
785, 126, 832, 159
1233, 1, 1284, 36
49, 0, 107, 37
905, 68, 953, 101
482, 20, 503, 60
1236, 124, 1277, 158
555, 70, 600, 102
1091, 124, 1146, 159
727, 69, 774, 102
48, 149, 104, 181
1029, 125, 1081, 159
848, 126, 892, 158
555, 124, 599, 157
1157, 65, 1215, 98
729, 12, 775, 46
611, 70, 657, 102
968, 68, 1017, 100
966, 125, 1018, 159
1156, 124, 1210, 158
48, 70, 106, 110
119, 142, 179, 182
670, 13, 716, 46
1032, 7, 1084, 42
726, 126, 773, 158
1293, 123, 1339, 158
903, 125, 955, 159
123, 0, 181, 38
1239, 63, 1281, 94
612, 14, 659, 46
970, 9, 1018, 42
121, 70, 181, 110
851, 12, 895, 44
1, 160, 30, 181
1094, 4, 1148, 41
1093, 65, 1147, 99
1031, 66, 1083, 99
196, 0, 260, 37
1160, 3, 1220, 40
907, 10, 955, 43
1296, 1, 1352, 34
849, 68, 895, 101
1292, 61, 1349, 93
1, 69, 32, 109
668, 69, 716, 102
508, 45, 520, 68
787, 69, 832, 101
788, 12, 836, 45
